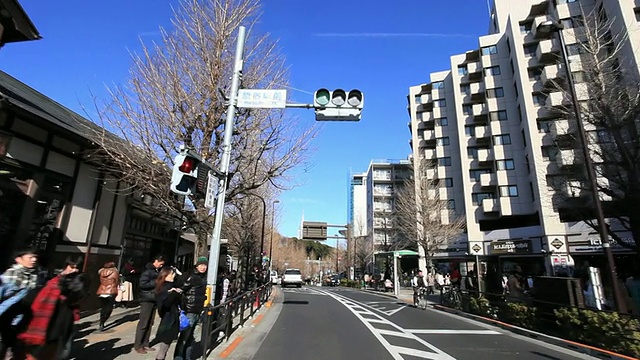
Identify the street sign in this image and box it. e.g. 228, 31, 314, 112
302, 221, 328, 240
204, 171, 218, 209
237, 89, 287, 109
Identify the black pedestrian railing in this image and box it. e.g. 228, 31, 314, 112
200, 283, 273, 358
436, 286, 640, 358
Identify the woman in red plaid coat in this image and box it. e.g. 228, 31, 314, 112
18, 272, 88, 360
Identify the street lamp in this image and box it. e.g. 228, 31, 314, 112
536, 20, 627, 313
268, 200, 280, 270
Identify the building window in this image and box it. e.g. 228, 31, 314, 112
436, 137, 450, 146
566, 43, 583, 56
467, 147, 479, 159
493, 134, 512, 145
541, 146, 559, 160
487, 87, 505, 98
523, 44, 537, 56
533, 94, 546, 106
437, 117, 448, 126
525, 155, 530, 174
537, 120, 552, 133
496, 159, 515, 170
506, 38, 511, 53
458, 66, 468, 75
572, 71, 588, 83
433, 81, 445, 89
528, 68, 542, 80
517, 105, 523, 122
481, 45, 498, 55
460, 84, 471, 94
499, 185, 519, 197
416, 112, 423, 121
443, 178, 454, 187
462, 104, 473, 115
484, 66, 501, 76
510, 59, 515, 75
438, 157, 452, 166
465, 126, 476, 137
514, 83, 519, 98
470, 168, 491, 181
520, 23, 532, 34
434, 99, 446, 107
414, 95, 422, 104
529, 182, 535, 201
472, 192, 494, 205
522, 129, 527, 147
490, 110, 507, 121
447, 199, 456, 210
557, 0, 578, 4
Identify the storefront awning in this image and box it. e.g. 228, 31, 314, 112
375, 249, 419, 257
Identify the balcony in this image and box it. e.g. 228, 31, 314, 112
536, 38, 560, 64
547, 91, 570, 108
531, 15, 553, 40
423, 148, 437, 160
475, 126, 491, 143
556, 149, 576, 166
482, 198, 499, 213
417, 119, 434, 131
470, 82, 486, 101
540, 63, 564, 87
477, 148, 494, 163
472, 103, 488, 117
551, 119, 576, 137
479, 173, 496, 187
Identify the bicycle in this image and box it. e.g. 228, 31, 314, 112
413, 287, 429, 310
441, 286, 462, 309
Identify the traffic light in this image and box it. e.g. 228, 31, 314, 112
313, 88, 364, 121
170, 151, 199, 196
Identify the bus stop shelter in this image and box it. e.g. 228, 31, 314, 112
374, 250, 420, 296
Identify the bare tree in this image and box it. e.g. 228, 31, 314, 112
394, 159, 465, 267
542, 5, 640, 256
86, 0, 316, 254
269, 236, 307, 273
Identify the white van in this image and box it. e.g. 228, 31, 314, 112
270, 270, 280, 285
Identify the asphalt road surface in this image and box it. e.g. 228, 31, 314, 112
253, 286, 598, 360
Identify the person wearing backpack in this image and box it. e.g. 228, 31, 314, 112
0, 248, 40, 359
174, 257, 207, 360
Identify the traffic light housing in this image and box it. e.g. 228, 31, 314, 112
313, 88, 363, 121
170, 151, 199, 196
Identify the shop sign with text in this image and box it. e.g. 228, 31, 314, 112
491, 240, 532, 255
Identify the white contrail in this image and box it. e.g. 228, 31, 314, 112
313, 32, 474, 38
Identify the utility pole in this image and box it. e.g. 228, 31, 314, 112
201, 26, 246, 357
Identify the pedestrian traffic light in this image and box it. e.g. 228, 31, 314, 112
313, 88, 364, 121
170, 151, 200, 196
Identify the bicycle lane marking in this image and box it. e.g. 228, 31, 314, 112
316, 288, 457, 360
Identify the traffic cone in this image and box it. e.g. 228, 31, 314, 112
254, 292, 260, 308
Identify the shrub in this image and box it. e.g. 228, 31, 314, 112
499, 302, 536, 329
469, 296, 497, 318
554, 308, 640, 358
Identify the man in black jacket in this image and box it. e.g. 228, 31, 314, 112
173, 257, 207, 360
133, 255, 165, 354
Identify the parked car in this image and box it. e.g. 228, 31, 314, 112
281, 268, 303, 288
270, 270, 281, 285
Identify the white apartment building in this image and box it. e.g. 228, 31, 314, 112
408, 0, 639, 277
349, 159, 413, 270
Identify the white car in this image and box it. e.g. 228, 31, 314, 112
270, 270, 281, 285
281, 268, 303, 288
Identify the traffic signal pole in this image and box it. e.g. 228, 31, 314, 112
201, 26, 246, 358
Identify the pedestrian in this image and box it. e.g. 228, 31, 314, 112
54, 256, 83, 360
216, 267, 230, 304
19, 271, 89, 360
0, 248, 40, 359
133, 255, 165, 354
173, 257, 207, 360
96, 261, 120, 331
116, 258, 136, 308
154, 267, 183, 360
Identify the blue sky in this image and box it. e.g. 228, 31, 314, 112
0, 0, 490, 239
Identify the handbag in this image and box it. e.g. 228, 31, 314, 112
178, 306, 190, 332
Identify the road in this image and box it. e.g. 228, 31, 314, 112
253, 286, 597, 360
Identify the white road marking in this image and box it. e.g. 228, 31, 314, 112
316, 288, 456, 360
407, 329, 502, 335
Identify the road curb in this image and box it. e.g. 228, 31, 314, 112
431, 304, 635, 360
213, 287, 278, 359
